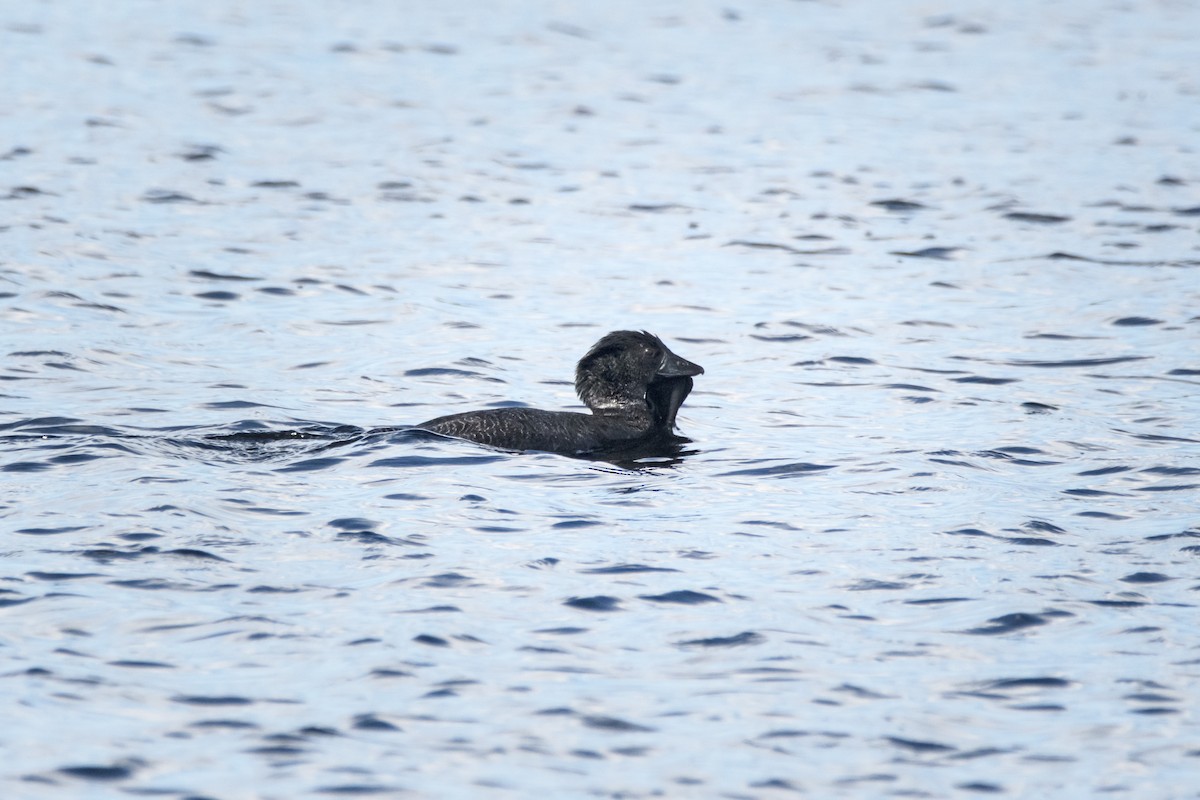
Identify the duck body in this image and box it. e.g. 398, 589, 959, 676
416, 406, 653, 453
417, 330, 703, 454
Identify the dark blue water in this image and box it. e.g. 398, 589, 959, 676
4, 1, 1199, 798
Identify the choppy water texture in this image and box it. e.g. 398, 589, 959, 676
4, 0, 1200, 797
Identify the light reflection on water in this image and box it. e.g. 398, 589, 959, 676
4, 0, 1199, 797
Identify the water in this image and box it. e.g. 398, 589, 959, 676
4, 0, 1199, 797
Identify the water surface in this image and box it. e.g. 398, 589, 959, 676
3, 1, 1199, 798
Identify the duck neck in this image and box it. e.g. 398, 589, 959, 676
584, 392, 653, 428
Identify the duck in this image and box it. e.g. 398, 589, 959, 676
416, 330, 703, 454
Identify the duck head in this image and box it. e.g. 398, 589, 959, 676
574, 330, 703, 428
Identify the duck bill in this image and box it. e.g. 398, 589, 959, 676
656, 348, 704, 379
648, 343, 702, 430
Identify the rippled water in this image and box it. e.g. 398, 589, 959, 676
4, 0, 1199, 798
